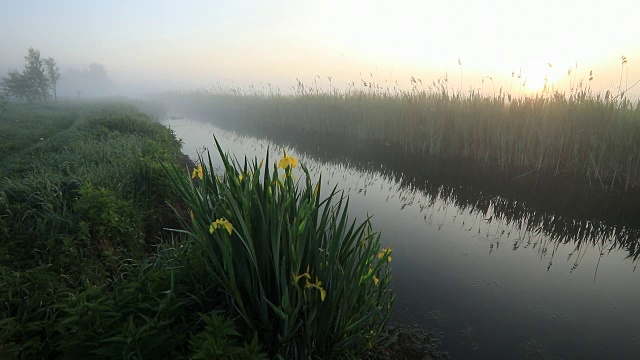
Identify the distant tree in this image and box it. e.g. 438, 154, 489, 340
44, 57, 61, 101
84, 63, 111, 86
1, 70, 32, 102
58, 62, 113, 97
1, 48, 57, 103
23, 48, 50, 102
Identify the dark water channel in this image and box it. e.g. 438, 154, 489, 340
162, 115, 640, 359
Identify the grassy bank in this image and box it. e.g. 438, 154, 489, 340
0, 102, 261, 358
0, 101, 396, 359
0, 102, 183, 266
163, 81, 640, 193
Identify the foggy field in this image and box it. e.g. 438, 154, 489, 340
165, 82, 640, 194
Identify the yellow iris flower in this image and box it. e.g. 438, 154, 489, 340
209, 218, 233, 235
293, 271, 311, 284
373, 275, 379, 286
377, 246, 392, 262
307, 277, 326, 302
191, 165, 203, 180
292, 267, 326, 302
317, 284, 327, 302
278, 151, 298, 169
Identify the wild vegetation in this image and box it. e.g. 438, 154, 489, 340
0, 101, 394, 359
0, 102, 206, 358
165, 73, 640, 194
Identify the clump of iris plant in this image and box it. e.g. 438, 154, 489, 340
166, 137, 393, 358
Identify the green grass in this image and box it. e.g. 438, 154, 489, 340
164, 79, 640, 192
0, 102, 183, 269
0, 103, 76, 155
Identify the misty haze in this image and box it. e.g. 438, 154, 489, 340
1, 1, 640, 359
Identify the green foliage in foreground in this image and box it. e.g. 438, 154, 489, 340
168, 81, 640, 191
0, 103, 269, 359
0, 237, 268, 359
166, 138, 394, 358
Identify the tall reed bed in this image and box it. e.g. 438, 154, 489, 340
167, 79, 640, 192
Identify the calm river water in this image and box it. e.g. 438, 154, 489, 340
162, 115, 640, 359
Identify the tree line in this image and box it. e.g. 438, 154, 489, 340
1, 48, 61, 103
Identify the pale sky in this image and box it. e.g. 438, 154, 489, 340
1, 0, 639, 96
